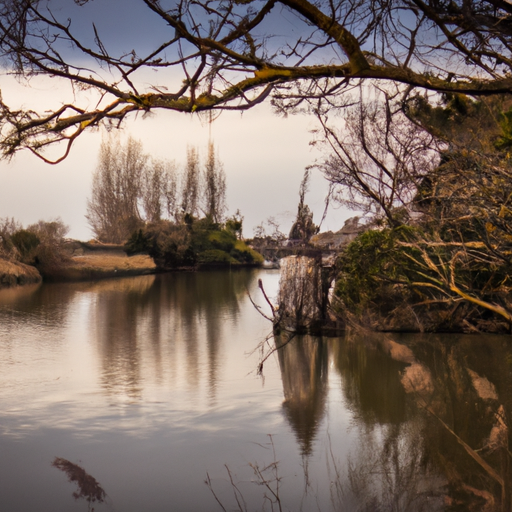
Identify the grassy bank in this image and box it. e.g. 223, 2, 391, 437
47, 253, 157, 282
0, 258, 42, 287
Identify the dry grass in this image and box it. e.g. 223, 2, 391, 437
46, 252, 157, 282
69, 253, 156, 271
0, 257, 41, 287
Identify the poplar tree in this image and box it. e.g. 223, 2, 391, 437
203, 142, 226, 223
180, 146, 200, 219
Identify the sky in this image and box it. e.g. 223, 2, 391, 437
0, 75, 352, 241
0, 0, 354, 241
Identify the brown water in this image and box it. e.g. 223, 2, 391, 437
0, 269, 509, 511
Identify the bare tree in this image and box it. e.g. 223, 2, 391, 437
162, 160, 179, 222
1, 1, 512, 160
181, 146, 200, 219
141, 159, 165, 223
315, 87, 438, 227
86, 136, 147, 243
202, 142, 226, 223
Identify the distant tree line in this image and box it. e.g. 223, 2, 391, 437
86, 136, 226, 244
84, 135, 261, 269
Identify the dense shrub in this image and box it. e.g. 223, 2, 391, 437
26, 219, 70, 275
231, 240, 264, 264
0, 218, 70, 277
124, 229, 152, 255
334, 224, 512, 331
334, 227, 426, 319
125, 217, 263, 270
10, 230, 40, 263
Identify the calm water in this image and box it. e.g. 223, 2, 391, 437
0, 269, 510, 511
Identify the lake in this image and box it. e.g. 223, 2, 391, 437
0, 268, 509, 511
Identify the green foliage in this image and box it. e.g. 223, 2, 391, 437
334, 226, 442, 318
496, 108, 512, 150
126, 216, 262, 270
231, 240, 264, 264
335, 229, 400, 313
208, 229, 236, 252
197, 249, 236, 265
225, 210, 243, 239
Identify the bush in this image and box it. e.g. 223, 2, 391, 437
26, 219, 70, 275
208, 229, 236, 252
197, 249, 236, 266
334, 227, 418, 316
126, 218, 264, 270
136, 221, 195, 269
124, 229, 152, 256
10, 230, 40, 263
231, 240, 264, 264
0, 217, 22, 259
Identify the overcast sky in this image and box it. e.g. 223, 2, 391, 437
0, 0, 353, 241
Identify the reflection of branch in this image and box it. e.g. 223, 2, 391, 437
205, 434, 283, 512
248, 329, 298, 376
205, 473, 228, 512
404, 374, 505, 487
423, 403, 504, 487
249, 442, 283, 512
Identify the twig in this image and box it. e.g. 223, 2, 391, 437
205, 473, 228, 512
258, 278, 276, 318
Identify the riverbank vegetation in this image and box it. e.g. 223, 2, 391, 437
88, 136, 261, 270
325, 92, 512, 333
125, 215, 262, 270
87, 137, 227, 244
0, 217, 70, 282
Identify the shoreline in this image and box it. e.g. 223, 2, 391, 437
0, 252, 265, 289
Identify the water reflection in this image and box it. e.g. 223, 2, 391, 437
89, 271, 257, 402
0, 281, 73, 334
337, 332, 512, 511
398, 333, 512, 510
332, 420, 444, 512
332, 335, 408, 426
3, 271, 512, 511
276, 335, 328, 455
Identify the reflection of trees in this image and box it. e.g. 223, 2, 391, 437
331, 336, 408, 426
276, 335, 328, 456
332, 419, 444, 512
0, 281, 74, 332
92, 276, 156, 400
403, 334, 512, 510
91, 270, 257, 401
335, 332, 512, 511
